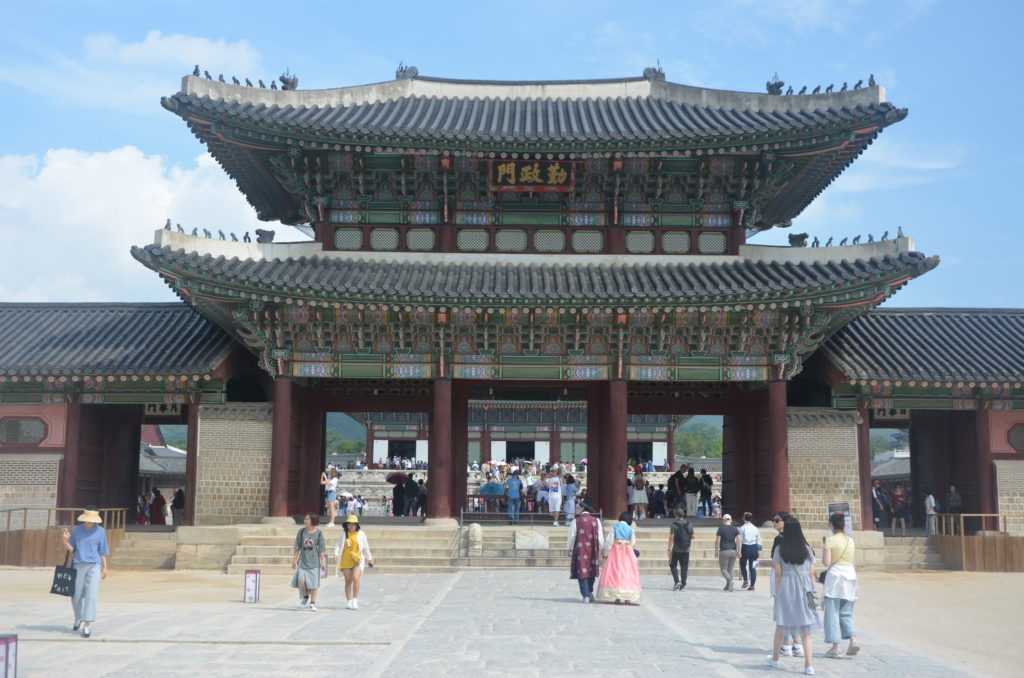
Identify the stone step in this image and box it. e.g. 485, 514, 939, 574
235, 545, 457, 558
239, 536, 454, 547
123, 531, 177, 541
114, 545, 177, 557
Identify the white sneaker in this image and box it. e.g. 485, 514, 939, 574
582, 596, 590, 603
352, 598, 359, 610
553, 521, 559, 526
804, 668, 815, 675
765, 656, 780, 668
345, 599, 353, 610
309, 603, 318, 612
792, 644, 805, 657
780, 646, 793, 656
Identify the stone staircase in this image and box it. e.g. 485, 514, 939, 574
883, 536, 947, 570
110, 530, 177, 568
225, 526, 460, 575
458, 525, 740, 577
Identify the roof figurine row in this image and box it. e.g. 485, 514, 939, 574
163, 219, 275, 243
766, 73, 876, 96
788, 226, 905, 248
191, 65, 298, 90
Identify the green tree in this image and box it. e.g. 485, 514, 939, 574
675, 420, 723, 458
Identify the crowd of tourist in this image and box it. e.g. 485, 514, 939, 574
869, 478, 952, 536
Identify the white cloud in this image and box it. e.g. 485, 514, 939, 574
831, 137, 964, 193
0, 31, 263, 113
0, 146, 285, 302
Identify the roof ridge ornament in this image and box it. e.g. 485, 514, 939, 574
642, 65, 665, 81
396, 62, 419, 80
279, 69, 298, 91
766, 73, 784, 95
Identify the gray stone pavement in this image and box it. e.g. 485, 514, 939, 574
2, 569, 977, 678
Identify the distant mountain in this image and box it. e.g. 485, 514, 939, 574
327, 412, 366, 441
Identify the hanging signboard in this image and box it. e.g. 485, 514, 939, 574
489, 160, 575, 193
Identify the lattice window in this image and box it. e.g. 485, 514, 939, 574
662, 231, 691, 254
406, 229, 436, 251
333, 228, 363, 250
370, 228, 399, 251
0, 417, 46, 445
457, 229, 489, 251
496, 229, 528, 252
1009, 424, 1024, 452
534, 230, 566, 252
625, 230, 655, 254
572, 230, 604, 253
697, 231, 728, 254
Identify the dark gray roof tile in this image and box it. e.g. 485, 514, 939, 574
0, 303, 235, 377
823, 308, 1024, 383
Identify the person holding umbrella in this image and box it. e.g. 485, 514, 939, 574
386, 471, 408, 516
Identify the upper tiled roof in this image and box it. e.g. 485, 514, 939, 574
0, 303, 236, 377
164, 73, 902, 146
132, 242, 936, 304
823, 308, 1024, 383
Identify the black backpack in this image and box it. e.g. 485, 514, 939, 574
671, 520, 693, 550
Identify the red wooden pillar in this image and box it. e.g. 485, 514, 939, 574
58, 398, 82, 508
269, 377, 293, 517
428, 379, 454, 518
603, 380, 628, 518
767, 381, 790, 516
184, 400, 199, 525
452, 381, 470, 512
975, 408, 996, 514
665, 428, 675, 471
365, 425, 376, 466
480, 425, 491, 466
585, 382, 604, 513
857, 403, 874, 530
550, 426, 562, 464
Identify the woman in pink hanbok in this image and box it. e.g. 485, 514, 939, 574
596, 512, 642, 604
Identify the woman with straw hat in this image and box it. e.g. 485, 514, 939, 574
61, 506, 109, 638
334, 514, 374, 609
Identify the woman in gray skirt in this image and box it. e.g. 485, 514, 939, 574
291, 513, 326, 611
759, 517, 819, 675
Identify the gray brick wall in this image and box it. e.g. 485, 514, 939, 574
787, 408, 863, 530
194, 404, 273, 525
0, 454, 62, 529
995, 459, 1024, 536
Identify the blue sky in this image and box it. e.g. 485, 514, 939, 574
0, 0, 1020, 307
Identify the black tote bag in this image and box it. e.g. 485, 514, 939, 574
50, 552, 76, 597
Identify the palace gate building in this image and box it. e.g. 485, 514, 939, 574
3, 68, 1024, 531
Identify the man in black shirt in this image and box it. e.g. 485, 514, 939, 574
715, 514, 741, 591
683, 468, 702, 517
700, 469, 713, 516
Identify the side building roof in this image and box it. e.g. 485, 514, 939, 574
0, 303, 237, 378
823, 308, 1024, 384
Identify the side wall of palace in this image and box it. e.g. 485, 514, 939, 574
194, 404, 273, 525
0, 404, 66, 528
995, 460, 1024, 536
786, 408, 863, 530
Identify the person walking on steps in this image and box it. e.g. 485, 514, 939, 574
321, 469, 339, 527
292, 513, 326, 611
739, 512, 763, 591
759, 517, 819, 675
547, 468, 564, 526
335, 514, 374, 609
61, 507, 109, 638
566, 498, 603, 602
716, 513, 741, 591
667, 507, 694, 591
683, 468, 702, 517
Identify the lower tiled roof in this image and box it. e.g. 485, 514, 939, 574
0, 303, 236, 377
132, 245, 935, 303
823, 308, 1024, 383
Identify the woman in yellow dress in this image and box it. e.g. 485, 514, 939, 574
334, 514, 374, 609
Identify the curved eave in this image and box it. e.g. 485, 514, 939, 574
131, 244, 938, 309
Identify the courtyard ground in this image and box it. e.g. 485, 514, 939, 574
0, 566, 1015, 677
